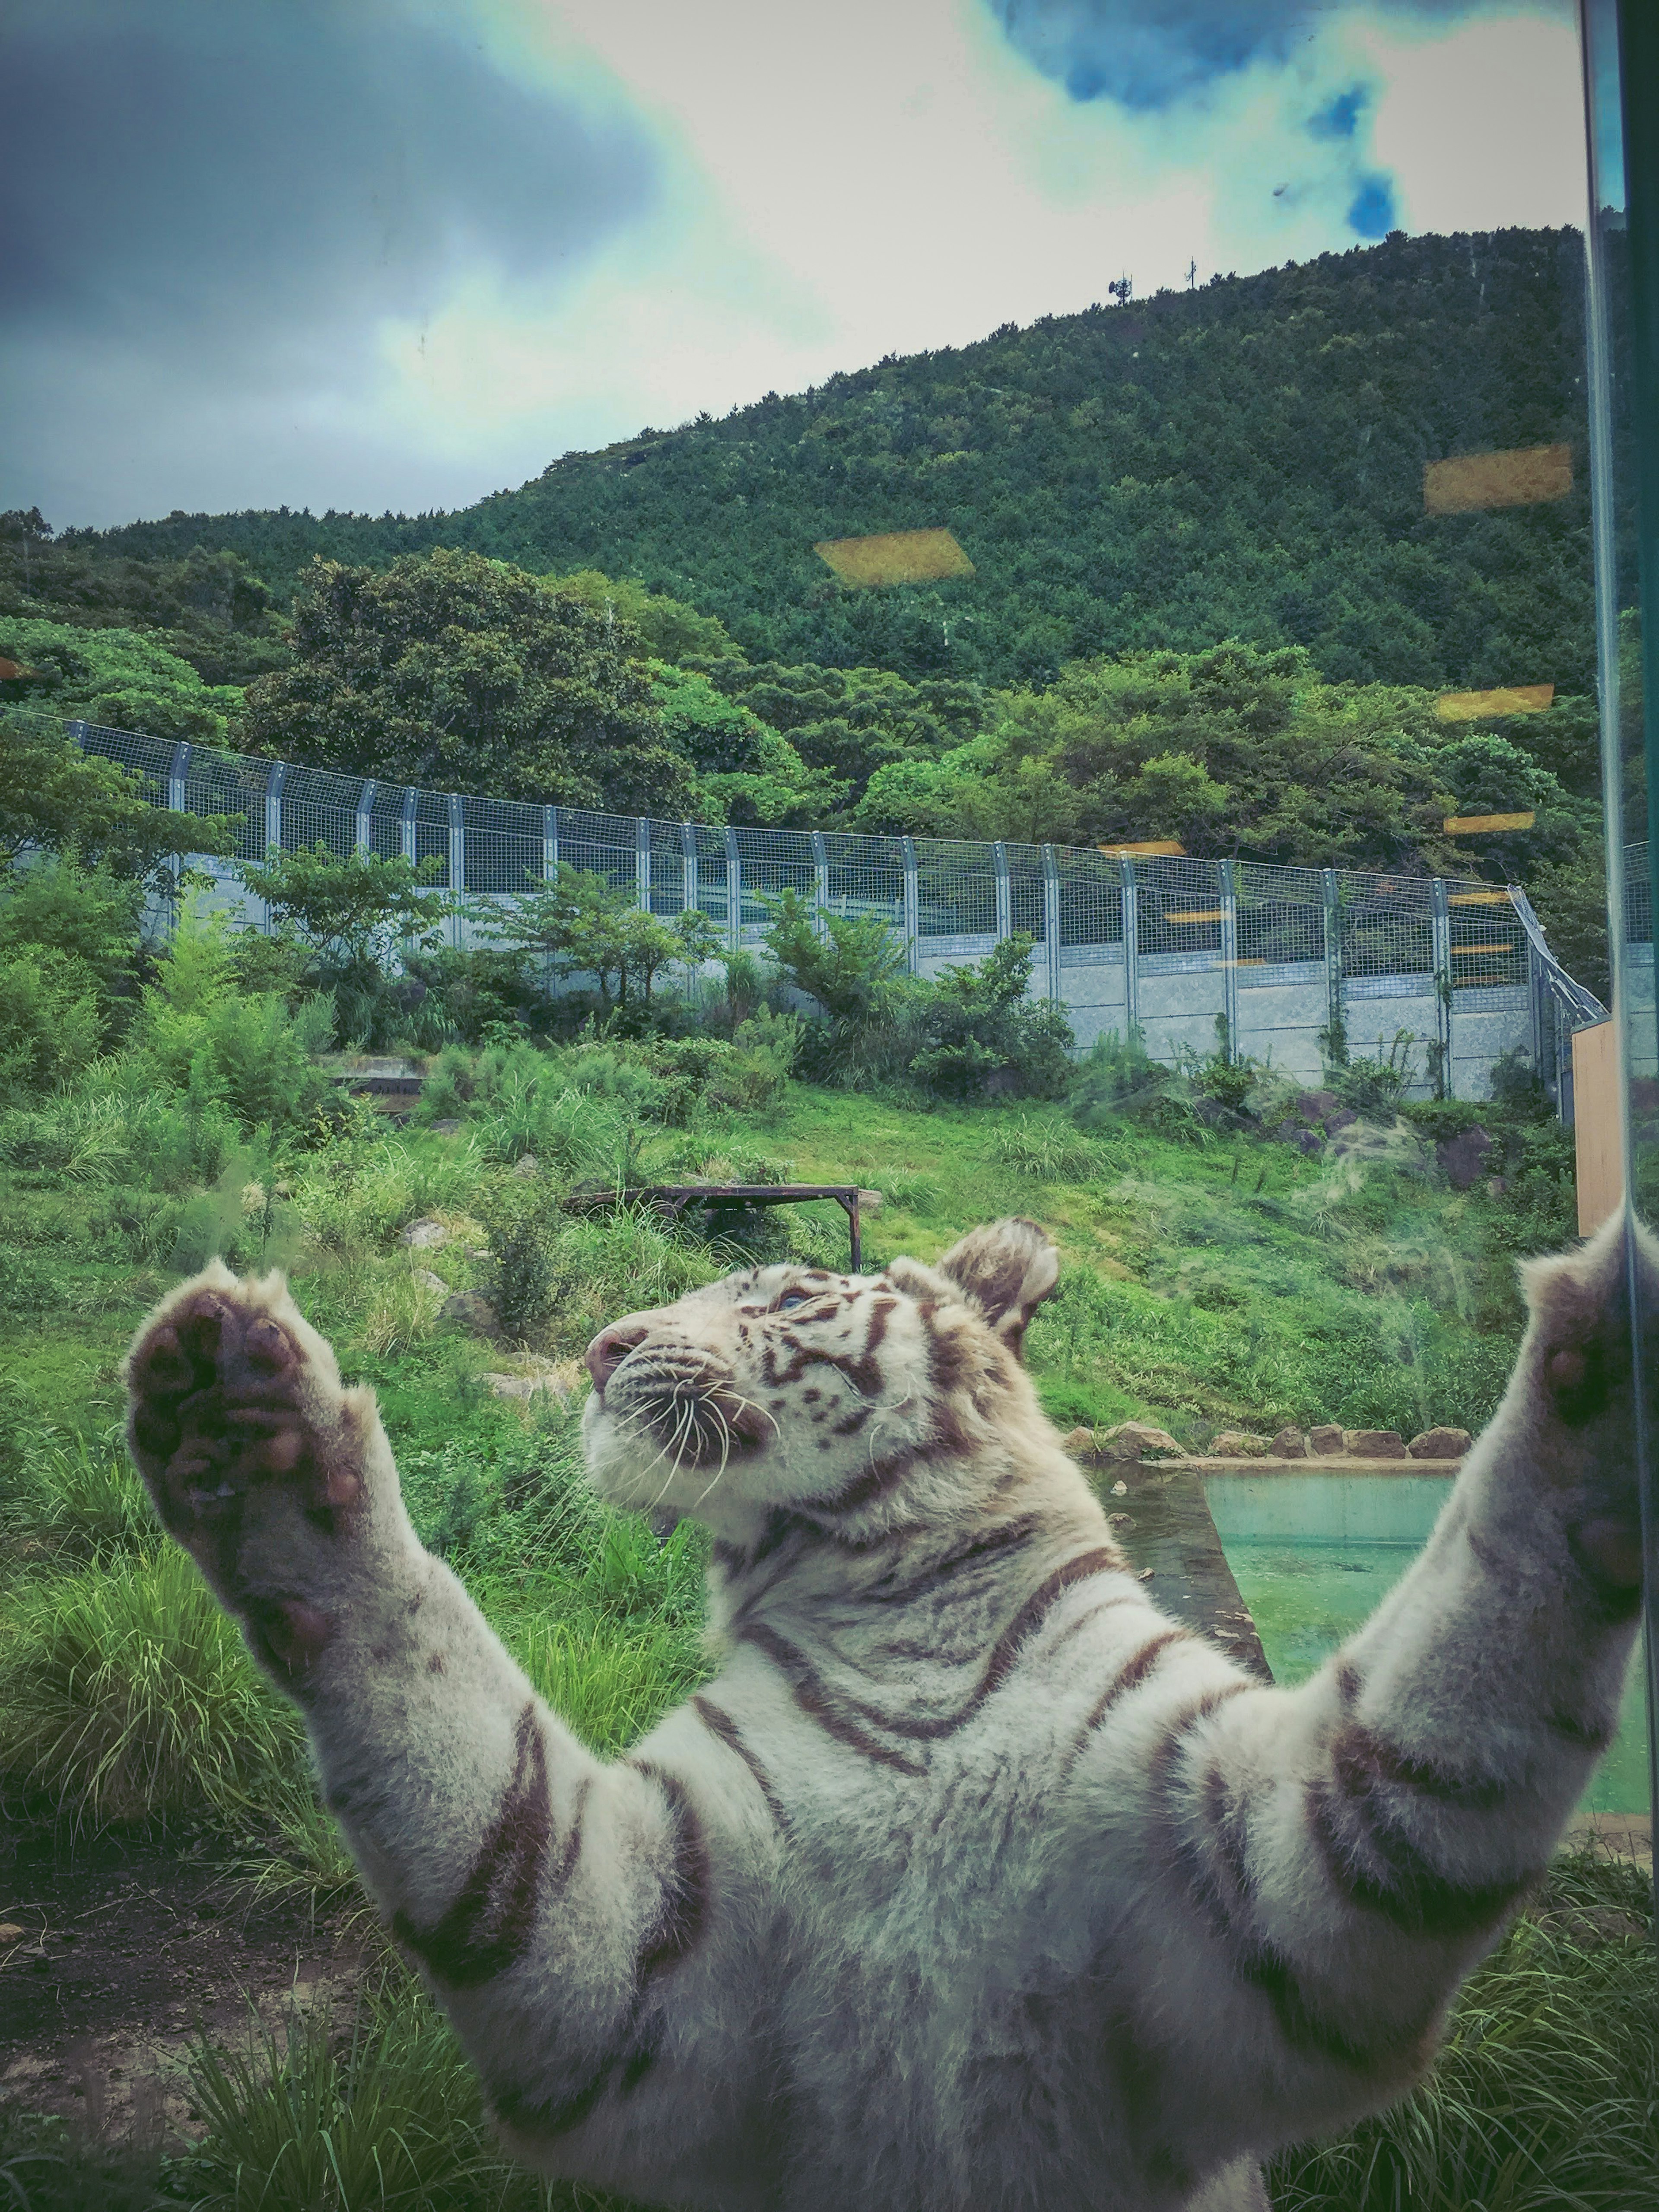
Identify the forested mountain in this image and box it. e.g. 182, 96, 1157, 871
61, 228, 1594, 696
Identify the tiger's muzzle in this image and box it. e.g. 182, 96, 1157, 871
595, 1338, 772, 1472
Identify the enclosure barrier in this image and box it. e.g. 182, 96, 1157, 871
42, 714, 1619, 1108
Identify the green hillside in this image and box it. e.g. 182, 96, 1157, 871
64, 227, 1593, 694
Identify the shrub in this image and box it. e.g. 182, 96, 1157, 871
0, 948, 105, 1099
909, 935, 1074, 1101
0, 1544, 304, 1825
764, 887, 905, 1021
1071, 1027, 1186, 1131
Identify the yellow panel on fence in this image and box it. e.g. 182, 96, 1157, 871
1166, 909, 1223, 923
1573, 1019, 1623, 1237
1424, 445, 1573, 513
1436, 684, 1556, 719
1447, 889, 1513, 904
1098, 840, 1186, 857
1443, 811, 1536, 834
813, 529, 975, 586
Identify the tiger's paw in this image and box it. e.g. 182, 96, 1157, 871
125, 1262, 379, 1682
1516, 1213, 1659, 1605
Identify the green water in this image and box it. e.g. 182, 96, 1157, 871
1207, 1477, 1651, 1818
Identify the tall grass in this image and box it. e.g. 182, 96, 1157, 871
1271, 1851, 1659, 2211
0, 1545, 304, 1827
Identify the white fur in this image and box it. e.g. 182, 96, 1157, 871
124, 1217, 1653, 2212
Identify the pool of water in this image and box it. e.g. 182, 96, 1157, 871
1207, 1476, 1651, 1817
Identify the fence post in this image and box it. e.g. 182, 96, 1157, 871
725, 826, 742, 953
165, 743, 191, 912
1219, 857, 1239, 1062
992, 841, 1011, 942
263, 760, 286, 858
1119, 856, 1138, 1035
902, 836, 921, 974
636, 818, 652, 912
1041, 845, 1062, 1004
1322, 867, 1343, 1059
811, 830, 830, 942
354, 779, 376, 855
400, 788, 418, 866
1431, 877, 1454, 1098
543, 805, 559, 884
448, 794, 465, 949
67, 718, 88, 753
681, 822, 698, 917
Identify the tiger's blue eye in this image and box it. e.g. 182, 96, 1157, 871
775, 1289, 810, 1312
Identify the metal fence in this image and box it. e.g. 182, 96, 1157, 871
43, 713, 1617, 1107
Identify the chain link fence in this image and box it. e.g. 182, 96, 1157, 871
28, 713, 1616, 1108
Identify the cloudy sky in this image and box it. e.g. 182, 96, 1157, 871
2, 0, 1586, 531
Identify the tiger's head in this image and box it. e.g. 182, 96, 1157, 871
581, 1217, 1065, 1545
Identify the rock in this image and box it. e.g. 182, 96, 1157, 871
1061, 1426, 1095, 1456
483, 1371, 570, 1406
1272, 1121, 1324, 1155
440, 1290, 501, 1340
1097, 1420, 1185, 1462
1209, 1430, 1271, 1457
401, 1219, 449, 1250
1437, 1125, 1494, 1191
1269, 1427, 1307, 1459
1324, 1108, 1358, 1135
1408, 1426, 1472, 1460
1110, 1479, 1128, 1496
430, 1118, 463, 1137
413, 1269, 448, 1295
1106, 1512, 1135, 1532
0, 1923, 24, 1943
1348, 1429, 1408, 1459
1290, 1089, 1338, 1125
512, 1153, 539, 1178
856, 1189, 883, 1212
1307, 1424, 1345, 1455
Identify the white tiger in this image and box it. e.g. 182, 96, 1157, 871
124, 1213, 1651, 2212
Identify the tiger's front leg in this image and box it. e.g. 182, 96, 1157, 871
125, 1264, 776, 2208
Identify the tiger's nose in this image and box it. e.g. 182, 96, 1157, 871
585, 1322, 652, 1395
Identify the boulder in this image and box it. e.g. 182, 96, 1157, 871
1061, 1426, 1095, 1456
483, 1370, 570, 1406
440, 1290, 502, 1341
1348, 1429, 1408, 1459
1097, 1420, 1185, 1462
1306, 1424, 1345, 1456
856, 1189, 884, 1213
1290, 1089, 1339, 1125
1209, 1430, 1270, 1458
1269, 1427, 1308, 1459
401, 1218, 449, 1249
429, 1119, 463, 1137
1437, 1125, 1494, 1191
512, 1153, 539, 1178
1408, 1426, 1472, 1460
412, 1269, 448, 1295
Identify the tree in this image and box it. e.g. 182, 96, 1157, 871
539, 569, 739, 664
241, 550, 694, 816
486, 864, 712, 1010
241, 843, 453, 967
647, 662, 845, 826
763, 888, 905, 1022
0, 720, 236, 883
0, 619, 248, 741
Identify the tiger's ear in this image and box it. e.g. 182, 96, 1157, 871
935, 1217, 1060, 1360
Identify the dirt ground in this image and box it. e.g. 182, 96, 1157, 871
0, 1822, 368, 2148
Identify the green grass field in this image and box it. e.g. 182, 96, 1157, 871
0, 1058, 1652, 2212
